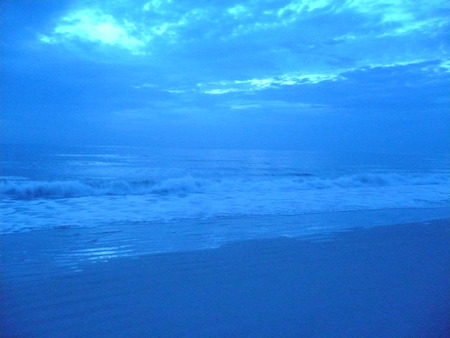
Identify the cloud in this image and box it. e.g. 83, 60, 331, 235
343, 0, 450, 38
132, 57, 446, 99
142, 0, 172, 13
39, 9, 146, 54
203, 88, 243, 95
193, 72, 343, 95
36, 0, 450, 79
131, 71, 342, 96
225, 100, 328, 113
227, 4, 252, 19
253, 59, 450, 116
229, 104, 262, 110
439, 59, 450, 72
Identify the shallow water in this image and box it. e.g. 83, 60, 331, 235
2, 208, 449, 278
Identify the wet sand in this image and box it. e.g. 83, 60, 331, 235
2, 219, 450, 337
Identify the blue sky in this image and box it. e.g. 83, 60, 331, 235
2, 0, 449, 151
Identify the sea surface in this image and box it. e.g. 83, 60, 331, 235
1, 144, 449, 262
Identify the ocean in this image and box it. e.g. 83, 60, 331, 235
2, 144, 450, 336
1, 144, 449, 261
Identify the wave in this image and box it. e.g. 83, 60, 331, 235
315, 173, 449, 189
1, 173, 448, 200
0, 177, 204, 199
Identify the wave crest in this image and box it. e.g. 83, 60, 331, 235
0, 177, 204, 199
1, 173, 448, 200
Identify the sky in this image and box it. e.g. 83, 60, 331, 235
1, 0, 449, 152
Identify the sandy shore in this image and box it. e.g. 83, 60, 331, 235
2, 219, 449, 337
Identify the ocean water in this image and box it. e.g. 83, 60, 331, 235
1, 144, 449, 260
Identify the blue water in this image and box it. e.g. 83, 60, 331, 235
2, 145, 450, 338
1, 144, 449, 258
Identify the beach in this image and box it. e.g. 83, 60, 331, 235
3, 0, 450, 336
2, 218, 449, 337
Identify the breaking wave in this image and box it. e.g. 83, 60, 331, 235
1, 173, 448, 200
0, 176, 204, 199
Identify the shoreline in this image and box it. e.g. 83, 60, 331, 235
2, 218, 450, 337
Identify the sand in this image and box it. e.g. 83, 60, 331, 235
1, 218, 449, 337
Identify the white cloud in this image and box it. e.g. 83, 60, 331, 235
223, 100, 329, 113
199, 71, 343, 95
203, 88, 242, 95
439, 59, 450, 72
236, 0, 450, 42
143, 0, 173, 13
197, 57, 445, 95
230, 104, 262, 110
40, 3, 214, 52
380, 17, 449, 37
344, 0, 450, 36
227, 5, 252, 19
345, 0, 412, 22
277, 0, 333, 18
40, 9, 146, 54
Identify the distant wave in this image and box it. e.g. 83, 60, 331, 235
1, 173, 448, 200
312, 173, 449, 188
